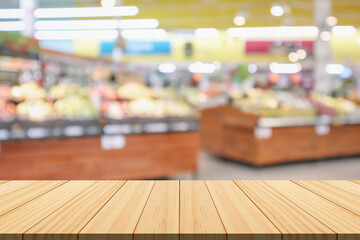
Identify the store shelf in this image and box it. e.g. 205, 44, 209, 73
0, 180, 359, 240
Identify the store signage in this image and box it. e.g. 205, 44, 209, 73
103, 124, 132, 135
315, 125, 330, 136
0, 129, 9, 141
64, 126, 84, 137
245, 40, 314, 55
27, 128, 48, 139
254, 127, 272, 139
125, 40, 171, 55
101, 135, 126, 150
145, 122, 168, 133
171, 122, 190, 132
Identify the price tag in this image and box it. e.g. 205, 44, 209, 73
27, 128, 48, 139
145, 122, 168, 133
318, 115, 332, 125
104, 124, 132, 135
86, 126, 100, 135
132, 124, 143, 133
254, 127, 272, 139
171, 122, 190, 132
315, 125, 330, 136
64, 126, 84, 137
101, 135, 126, 150
0, 129, 10, 140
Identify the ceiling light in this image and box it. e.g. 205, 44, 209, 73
269, 62, 302, 74
101, 0, 116, 7
331, 26, 356, 36
34, 19, 159, 30
320, 31, 331, 41
325, 64, 344, 74
247, 64, 257, 73
233, 16, 246, 26
227, 26, 319, 38
119, 19, 159, 29
158, 63, 176, 73
34, 6, 139, 18
35, 20, 119, 30
0, 21, 24, 31
121, 29, 167, 39
194, 28, 218, 38
212, 61, 221, 70
0, 9, 25, 19
271, 5, 284, 17
326, 16, 337, 26
34, 30, 119, 40
296, 49, 307, 59
288, 52, 298, 62
188, 62, 215, 73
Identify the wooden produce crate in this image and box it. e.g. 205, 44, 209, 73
0, 132, 199, 179
201, 105, 360, 166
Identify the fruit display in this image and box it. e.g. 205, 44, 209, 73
310, 93, 358, 117
0, 85, 11, 99
117, 82, 153, 99
54, 96, 98, 120
233, 88, 316, 117
0, 99, 16, 122
49, 84, 87, 99
10, 81, 46, 101
16, 100, 57, 121
88, 85, 118, 101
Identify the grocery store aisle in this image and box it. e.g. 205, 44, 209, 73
175, 150, 360, 180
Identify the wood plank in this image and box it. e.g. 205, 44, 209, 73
25, 181, 126, 240
351, 181, 360, 185
0, 180, 38, 198
265, 181, 360, 240
321, 181, 360, 197
0, 181, 95, 240
235, 181, 336, 240
180, 181, 225, 240
79, 181, 155, 240
205, 181, 280, 240
0, 181, 8, 185
294, 180, 360, 217
135, 181, 179, 240
0, 181, 66, 217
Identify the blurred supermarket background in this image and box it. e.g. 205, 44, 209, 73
0, 0, 360, 179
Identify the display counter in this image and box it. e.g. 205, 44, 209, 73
0, 117, 199, 179
0, 180, 359, 240
201, 105, 360, 166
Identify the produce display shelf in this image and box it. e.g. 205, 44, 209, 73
201, 105, 360, 166
0, 117, 200, 141
0, 180, 359, 240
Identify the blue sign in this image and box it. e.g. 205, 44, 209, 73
125, 40, 171, 55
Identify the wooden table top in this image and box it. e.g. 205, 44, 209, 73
0, 180, 359, 240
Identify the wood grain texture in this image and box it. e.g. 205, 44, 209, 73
135, 181, 179, 240
0, 180, 38, 198
180, 181, 226, 240
79, 181, 155, 240
0, 181, 66, 217
205, 181, 280, 240
351, 180, 360, 185
265, 181, 360, 240
235, 181, 336, 240
0, 181, 8, 185
321, 181, 360, 197
294, 180, 360, 217
25, 181, 126, 240
0, 181, 95, 240
0, 181, 359, 240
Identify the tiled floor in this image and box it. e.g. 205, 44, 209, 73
175, 150, 360, 180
